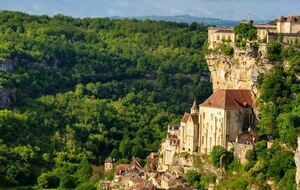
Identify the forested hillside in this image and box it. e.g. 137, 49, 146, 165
0, 11, 211, 188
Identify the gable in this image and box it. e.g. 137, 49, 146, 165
181, 112, 190, 123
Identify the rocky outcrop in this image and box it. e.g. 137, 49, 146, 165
205, 48, 273, 96
0, 59, 17, 72
0, 87, 15, 109
295, 137, 300, 190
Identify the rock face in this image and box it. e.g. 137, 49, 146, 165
205, 48, 273, 95
0, 59, 16, 72
0, 87, 15, 109
295, 137, 300, 190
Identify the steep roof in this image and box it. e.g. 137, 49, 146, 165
129, 158, 142, 171
192, 99, 198, 110
201, 89, 253, 110
181, 112, 198, 124
181, 112, 190, 122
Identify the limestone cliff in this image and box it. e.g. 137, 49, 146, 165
0, 58, 17, 72
0, 87, 15, 109
205, 47, 273, 96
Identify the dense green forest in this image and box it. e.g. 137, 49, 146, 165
0, 11, 211, 188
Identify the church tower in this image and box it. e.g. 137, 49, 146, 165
191, 99, 199, 115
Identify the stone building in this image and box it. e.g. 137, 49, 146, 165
208, 27, 236, 49
277, 16, 300, 33
104, 157, 113, 171
176, 89, 256, 155
255, 24, 277, 42
198, 89, 255, 154
179, 100, 199, 153
208, 15, 300, 49
159, 126, 180, 171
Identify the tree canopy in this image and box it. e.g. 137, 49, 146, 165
0, 11, 211, 188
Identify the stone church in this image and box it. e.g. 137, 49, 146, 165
179, 89, 256, 155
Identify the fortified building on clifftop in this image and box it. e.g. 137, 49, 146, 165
159, 16, 300, 171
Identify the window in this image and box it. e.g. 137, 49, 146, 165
202, 136, 204, 145
203, 112, 205, 119
211, 113, 213, 120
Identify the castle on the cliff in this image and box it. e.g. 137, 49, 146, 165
159, 15, 300, 171
208, 15, 300, 49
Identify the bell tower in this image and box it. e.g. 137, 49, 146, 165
191, 99, 199, 115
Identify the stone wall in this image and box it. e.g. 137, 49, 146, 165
268, 32, 300, 44
232, 142, 253, 165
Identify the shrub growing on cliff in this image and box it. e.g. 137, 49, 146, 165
267, 41, 283, 61
217, 43, 234, 56
184, 170, 204, 189
277, 168, 297, 190
210, 146, 233, 168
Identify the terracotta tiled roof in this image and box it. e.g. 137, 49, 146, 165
255, 24, 276, 30
279, 16, 300, 23
287, 16, 300, 23
215, 29, 235, 33
278, 16, 287, 22
181, 112, 190, 122
201, 89, 253, 110
129, 158, 142, 170
115, 164, 130, 174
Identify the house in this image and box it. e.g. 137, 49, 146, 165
208, 27, 236, 49
255, 24, 277, 42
